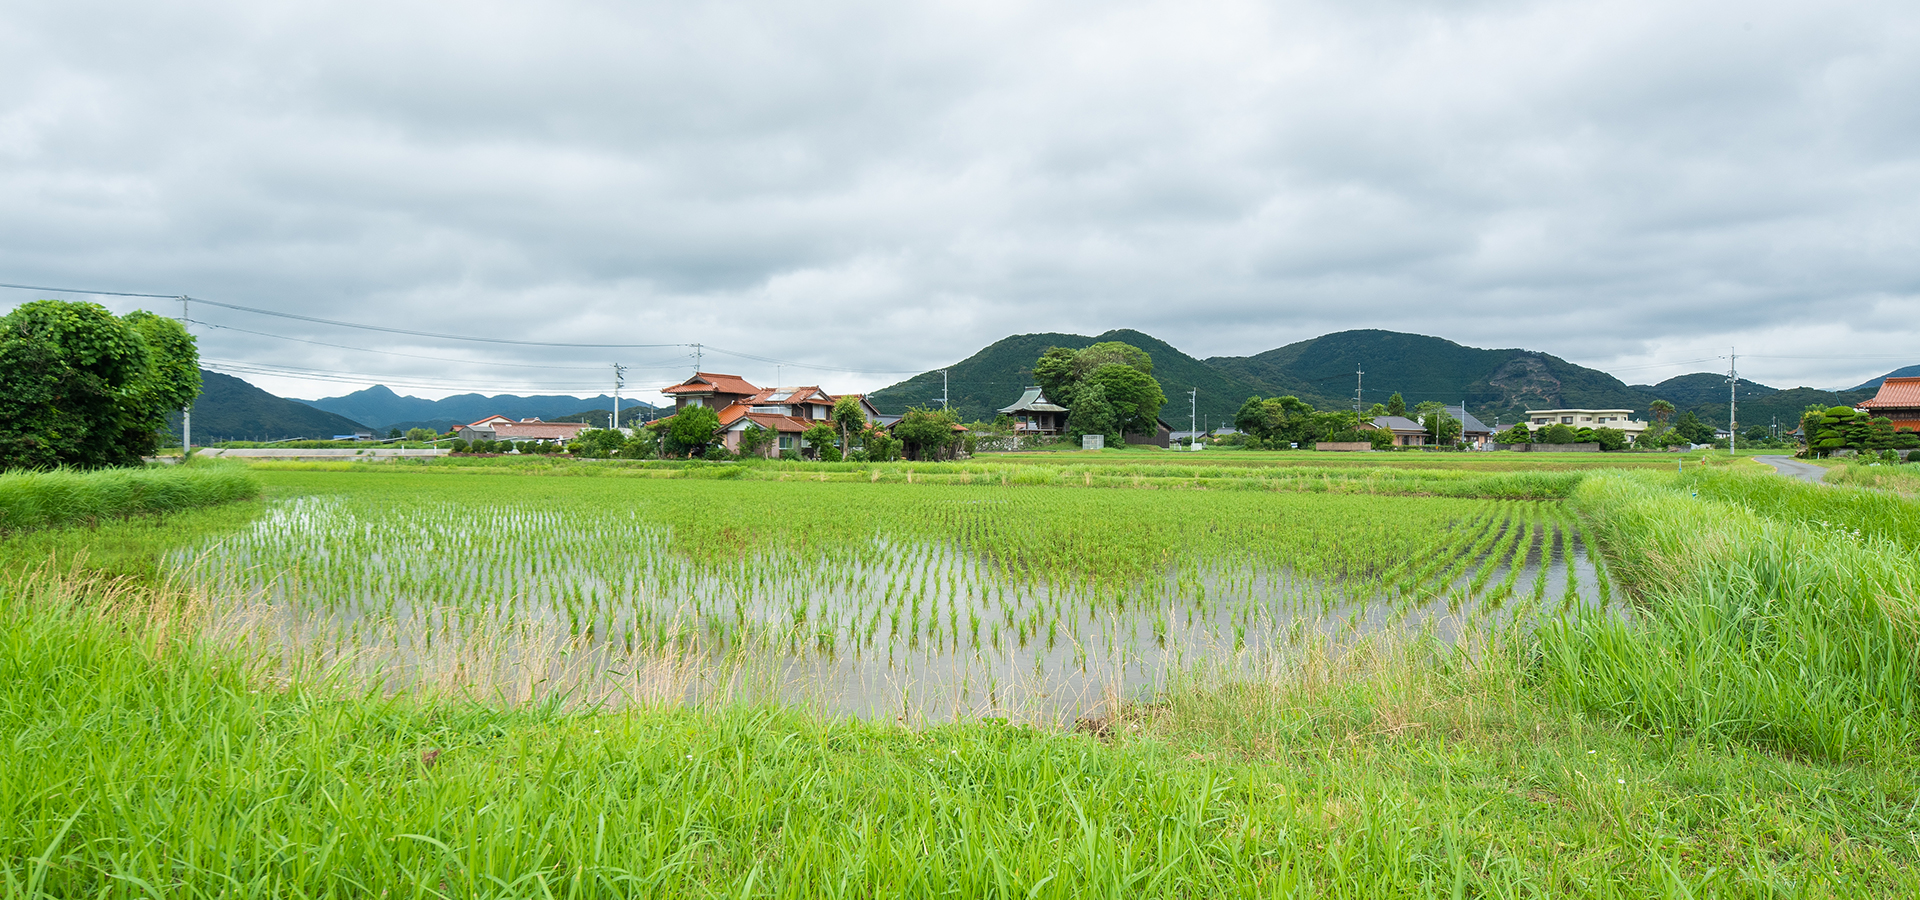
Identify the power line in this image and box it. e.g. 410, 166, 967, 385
0, 281, 181, 299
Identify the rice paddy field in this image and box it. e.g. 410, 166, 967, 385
4, 453, 1919, 897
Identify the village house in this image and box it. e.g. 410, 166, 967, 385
1447, 405, 1495, 449
1525, 408, 1649, 444
1366, 415, 1427, 446
456, 415, 590, 444
1858, 376, 1920, 432
660, 373, 883, 457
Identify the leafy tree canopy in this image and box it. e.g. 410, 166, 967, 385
0, 300, 201, 469
894, 406, 960, 460
663, 404, 721, 457
1386, 392, 1407, 417
1032, 342, 1166, 438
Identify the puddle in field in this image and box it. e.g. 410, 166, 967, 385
179, 497, 1615, 725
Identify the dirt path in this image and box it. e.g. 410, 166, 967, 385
1754, 455, 1829, 484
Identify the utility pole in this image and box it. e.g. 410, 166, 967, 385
611, 363, 626, 431
1189, 387, 1197, 449
694, 343, 703, 373
1353, 366, 1364, 416
179, 295, 192, 458
1727, 348, 1738, 454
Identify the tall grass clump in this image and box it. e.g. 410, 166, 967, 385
1545, 470, 1920, 760
0, 464, 260, 532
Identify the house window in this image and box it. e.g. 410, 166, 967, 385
779, 435, 795, 450
1532, 418, 1546, 425
1561, 417, 1574, 425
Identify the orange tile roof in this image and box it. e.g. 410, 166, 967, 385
663, 372, 761, 395
1860, 377, 1920, 410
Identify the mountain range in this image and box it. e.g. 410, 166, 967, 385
292, 385, 657, 433
176, 330, 1910, 443
868, 329, 1900, 432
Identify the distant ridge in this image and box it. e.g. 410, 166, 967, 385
295, 384, 656, 431
170, 370, 372, 442
1853, 365, 1920, 392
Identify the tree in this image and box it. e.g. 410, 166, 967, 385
1386, 393, 1407, 417
387, 427, 403, 439
738, 422, 774, 458
1673, 411, 1714, 445
803, 422, 839, 460
1079, 364, 1164, 437
1590, 427, 1628, 452
569, 428, 626, 458
0, 299, 201, 470
1495, 423, 1532, 445
894, 406, 959, 460
862, 426, 901, 462
404, 427, 436, 442
1421, 409, 1462, 447
664, 404, 721, 458
1367, 402, 1387, 417
1538, 423, 1578, 444
1066, 383, 1120, 446
832, 395, 866, 454
1648, 399, 1675, 424
1030, 342, 1164, 437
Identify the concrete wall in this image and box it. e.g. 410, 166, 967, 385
1313, 442, 1373, 452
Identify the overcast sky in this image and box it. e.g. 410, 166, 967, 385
3, 0, 1917, 403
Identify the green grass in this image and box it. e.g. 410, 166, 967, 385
0, 463, 260, 533
3, 460, 1918, 894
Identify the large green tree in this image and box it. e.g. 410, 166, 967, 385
1030, 342, 1165, 437
0, 300, 201, 469
662, 404, 721, 458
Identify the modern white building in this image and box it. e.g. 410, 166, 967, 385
1524, 408, 1649, 443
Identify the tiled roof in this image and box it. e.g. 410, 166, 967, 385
663, 372, 761, 395
999, 387, 1067, 414
465, 414, 516, 428
1368, 415, 1425, 432
1860, 377, 1920, 410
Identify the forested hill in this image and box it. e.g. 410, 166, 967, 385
873, 327, 1911, 430
1205, 330, 1651, 427
166, 370, 372, 443
865, 329, 1271, 426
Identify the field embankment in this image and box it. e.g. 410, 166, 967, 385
1549, 468, 1920, 760
0, 464, 260, 532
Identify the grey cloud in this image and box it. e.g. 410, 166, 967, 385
2, 0, 1917, 400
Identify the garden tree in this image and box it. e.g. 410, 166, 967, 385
1866, 418, 1920, 452
861, 425, 901, 462
0, 300, 201, 470
738, 422, 774, 457
404, 427, 436, 442
1589, 427, 1629, 452
387, 427, 403, 439
1031, 347, 1079, 405
1367, 428, 1393, 450
1309, 409, 1366, 444
831, 395, 866, 454
1494, 423, 1533, 444
1367, 402, 1387, 416
1421, 409, 1462, 447
1234, 395, 1315, 446
568, 428, 626, 458
1065, 383, 1120, 446
1648, 399, 1674, 424
1672, 411, 1715, 445
802, 422, 840, 460
1386, 393, 1407, 417
894, 406, 959, 460
621, 429, 659, 459
662, 404, 721, 458
1538, 423, 1579, 444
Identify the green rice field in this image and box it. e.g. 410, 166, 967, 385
4, 453, 1918, 896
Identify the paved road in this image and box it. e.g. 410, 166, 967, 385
1755, 455, 1829, 484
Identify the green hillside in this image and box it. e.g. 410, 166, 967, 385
1209, 330, 1652, 426
1639, 373, 1773, 409
867, 329, 1269, 426
168, 371, 373, 443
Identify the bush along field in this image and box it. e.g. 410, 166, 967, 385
2, 462, 1918, 896
0, 462, 259, 532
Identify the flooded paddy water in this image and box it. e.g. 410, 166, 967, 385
175, 491, 1614, 725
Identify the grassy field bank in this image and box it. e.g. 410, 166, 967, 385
0, 463, 259, 533
2, 459, 1916, 896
